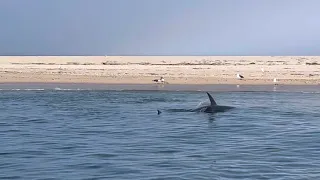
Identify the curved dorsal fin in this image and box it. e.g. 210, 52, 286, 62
206, 92, 217, 106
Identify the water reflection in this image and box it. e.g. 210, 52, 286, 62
207, 115, 216, 123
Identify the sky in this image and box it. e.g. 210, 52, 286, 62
0, 0, 320, 55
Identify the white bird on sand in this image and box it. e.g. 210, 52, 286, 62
273, 78, 278, 85
153, 77, 165, 83
236, 74, 244, 80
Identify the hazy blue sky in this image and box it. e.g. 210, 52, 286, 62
0, 0, 319, 55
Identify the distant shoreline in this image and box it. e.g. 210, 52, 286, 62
1, 56, 319, 85
0, 81, 319, 86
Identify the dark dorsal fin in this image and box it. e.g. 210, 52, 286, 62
157, 110, 162, 115
206, 92, 217, 106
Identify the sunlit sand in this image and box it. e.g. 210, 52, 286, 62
0, 56, 319, 85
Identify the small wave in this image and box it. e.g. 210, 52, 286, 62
196, 100, 210, 108
54, 87, 71, 91
0, 88, 45, 91
0, 88, 92, 91
53, 87, 91, 91
24, 89, 45, 91
300, 91, 320, 94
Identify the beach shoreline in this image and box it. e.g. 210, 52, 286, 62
0, 82, 319, 93
0, 77, 319, 85
0, 56, 319, 85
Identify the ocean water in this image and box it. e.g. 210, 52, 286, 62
1, 85, 320, 179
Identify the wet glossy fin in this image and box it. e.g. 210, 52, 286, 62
206, 92, 217, 106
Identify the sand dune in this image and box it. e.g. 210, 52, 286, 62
0, 56, 319, 85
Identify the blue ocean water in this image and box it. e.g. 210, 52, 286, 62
1, 87, 320, 179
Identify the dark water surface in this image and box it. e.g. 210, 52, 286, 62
1, 84, 320, 179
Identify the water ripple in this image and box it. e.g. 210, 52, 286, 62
0, 91, 320, 179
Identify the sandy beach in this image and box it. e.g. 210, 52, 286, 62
0, 56, 319, 85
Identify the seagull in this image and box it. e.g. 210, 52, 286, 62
273, 78, 278, 85
236, 73, 244, 80
153, 77, 165, 83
